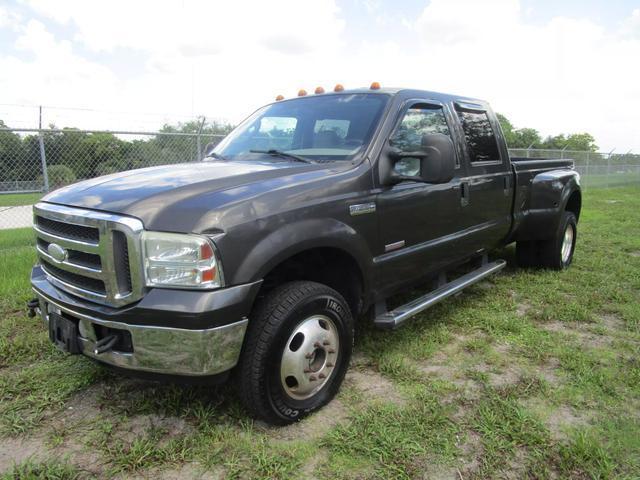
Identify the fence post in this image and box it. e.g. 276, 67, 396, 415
196, 116, 206, 161
606, 149, 614, 189
584, 152, 590, 191
38, 131, 49, 193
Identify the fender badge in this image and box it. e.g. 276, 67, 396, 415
349, 202, 376, 216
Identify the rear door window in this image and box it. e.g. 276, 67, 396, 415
456, 109, 500, 163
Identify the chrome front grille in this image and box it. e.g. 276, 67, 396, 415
33, 202, 145, 307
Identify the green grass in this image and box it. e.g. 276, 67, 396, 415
0, 458, 82, 480
0, 186, 639, 478
0, 193, 42, 207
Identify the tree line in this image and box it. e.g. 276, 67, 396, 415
0, 120, 233, 188
496, 114, 598, 151
0, 114, 599, 190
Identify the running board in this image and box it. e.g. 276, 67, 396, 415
374, 259, 506, 330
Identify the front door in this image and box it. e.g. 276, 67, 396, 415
375, 100, 463, 294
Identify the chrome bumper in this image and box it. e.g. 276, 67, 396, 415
34, 290, 248, 376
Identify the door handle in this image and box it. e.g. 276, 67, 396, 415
503, 176, 511, 196
460, 181, 469, 206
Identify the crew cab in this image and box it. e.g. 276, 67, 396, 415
30, 84, 581, 424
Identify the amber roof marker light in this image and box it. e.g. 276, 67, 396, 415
314, 86, 325, 94
298, 89, 308, 96
334, 84, 344, 92
275, 95, 284, 101
370, 81, 381, 90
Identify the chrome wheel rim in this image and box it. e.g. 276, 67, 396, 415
561, 224, 574, 263
280, 315, 340, 400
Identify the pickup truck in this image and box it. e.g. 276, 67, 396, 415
30, 84, 581, 425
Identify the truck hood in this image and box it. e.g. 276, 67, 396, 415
42, 160, 340, 232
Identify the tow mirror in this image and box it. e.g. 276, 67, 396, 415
204, 142, 216, 157
386, 133, 455, 184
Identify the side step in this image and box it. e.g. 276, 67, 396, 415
374, 259, 506, 330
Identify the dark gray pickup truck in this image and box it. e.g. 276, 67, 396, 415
30, 85, 581, 424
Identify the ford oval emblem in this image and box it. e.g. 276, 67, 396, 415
47, 243, 68, 263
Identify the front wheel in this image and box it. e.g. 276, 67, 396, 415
237, 281, 354, 425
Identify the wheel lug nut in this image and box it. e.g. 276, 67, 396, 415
303, 368, 311, 373
326, 362, 334, 368
305, 352, 314, 359
314, 341, 322, 348
327, 349, 336, 354
318, 373, 326, 379
323, 340, 330, 346
309, 375, 317, 381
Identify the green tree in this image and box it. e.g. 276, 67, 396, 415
496, 114, 541, 148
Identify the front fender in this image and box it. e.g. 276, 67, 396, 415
231, 218, 373, 288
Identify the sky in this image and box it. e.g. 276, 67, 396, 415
0, 0, 639, 152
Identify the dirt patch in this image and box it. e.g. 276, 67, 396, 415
0, 434, 104, 477
629, 251, 640, 258
546, 405, 591, 440
540, 321, 611, 349
265, 398, 349, 441
345, 368, 407, 406
536, 358, 562, 386
0, 436, 45, 472
457, 431, 483, 477
600, 313, 624, 331
124, 462, 222, 480
516, 301, 532, 318
118, 414, 194, 443
418, 362, 482, 400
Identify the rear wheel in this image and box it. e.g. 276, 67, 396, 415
539, 211, 577, 269
516, 211, 577, 270
237, 281, 353, 425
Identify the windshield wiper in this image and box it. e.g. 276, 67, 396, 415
249, 149, 313, 164
206, 152, 227, 161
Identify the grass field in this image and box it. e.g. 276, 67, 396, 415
0, 193, 42, 207
1, 187, 639, 479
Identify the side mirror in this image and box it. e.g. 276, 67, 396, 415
386, 133, 455, 184
204, 142, 216, 156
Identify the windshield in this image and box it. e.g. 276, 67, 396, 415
213, 93, 389, 162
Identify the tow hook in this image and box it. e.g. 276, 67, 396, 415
94, 334, 119, 355
27, 298, 39, 318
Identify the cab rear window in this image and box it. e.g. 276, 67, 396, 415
456, 109, 500, 163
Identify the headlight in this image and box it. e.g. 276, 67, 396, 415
141, 232, 223, 289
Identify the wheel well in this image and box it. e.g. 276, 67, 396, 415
259, 247, 364, 317
565, 190, 582, 221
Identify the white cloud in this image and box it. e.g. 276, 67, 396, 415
2, 0, 640, 151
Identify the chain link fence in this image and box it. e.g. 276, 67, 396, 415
509, 148, 640, 189
1, 126, 638, 229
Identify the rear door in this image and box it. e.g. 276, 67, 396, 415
375, 100, 463, 292
453, 102, 513, 253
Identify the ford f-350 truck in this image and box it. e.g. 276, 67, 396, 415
30, 84, 581, 424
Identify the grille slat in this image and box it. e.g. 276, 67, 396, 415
36, 216, 99, 243
37, 238, 102, 270
34, 203, 144, 307
41, 260, 106, 295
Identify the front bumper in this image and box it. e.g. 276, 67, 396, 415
32, 265, 260, 376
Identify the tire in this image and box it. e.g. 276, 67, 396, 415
237, 281, 354, 425
539, 211, 577, 270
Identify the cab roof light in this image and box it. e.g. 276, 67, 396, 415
370, 81, 381, 90
334, 83, 344, 92
314, 86, 325, 94
298, 89, 308, 96
275, 94, 284, 101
